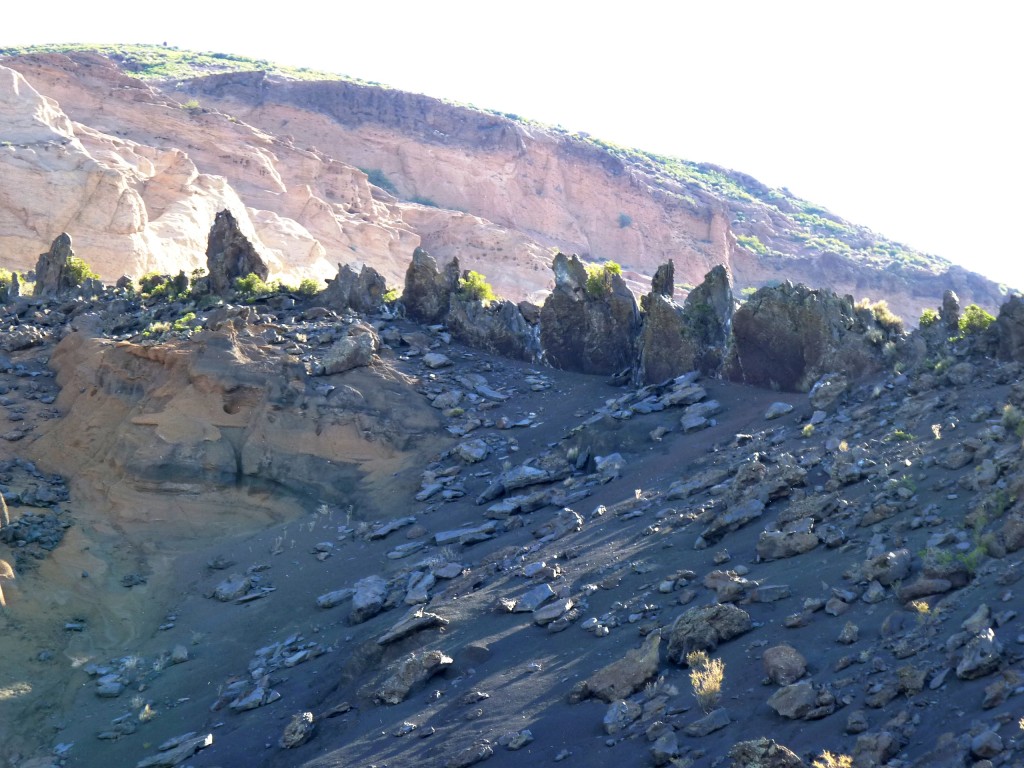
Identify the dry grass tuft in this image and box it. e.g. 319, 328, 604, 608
812, 752, 853, 768
685, 650, 724, 713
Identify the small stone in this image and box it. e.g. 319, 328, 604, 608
971, 730, 1004, 759
423, 352, 453, 369
837, 622, 859, 645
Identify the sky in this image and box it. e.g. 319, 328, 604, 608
5, 1, 1023, 290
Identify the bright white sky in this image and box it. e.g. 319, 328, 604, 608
6, 1, 1023, 290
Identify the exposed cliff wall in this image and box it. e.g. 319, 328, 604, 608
0, 48, 1009, 324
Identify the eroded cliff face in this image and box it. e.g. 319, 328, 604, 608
0, 54, 418, 289
0, 50, 1008, 322
36, 317, 439, 512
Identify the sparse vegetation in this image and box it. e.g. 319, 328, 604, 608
735, 234, 769, 255
180, 98, 202, 115
584, 260, 623, 297
296, 277, 321, 296
801, 424, 815, 438
685, 650, 724, 713
617, 212, 633, 229
457, 270, 497, 303
885, 429, 914, 443
1002, 404, 1024, 438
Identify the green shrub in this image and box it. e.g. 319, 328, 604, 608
959, 304, 995, 336
457, 270, 496, 303
919, 307, 940, 327
617, 212, 633, 228
297, 277, 321, 296
66, 255, 98, 287
234, 272, 277, 299
584, 261, 622, 296
0, 268, 15, 292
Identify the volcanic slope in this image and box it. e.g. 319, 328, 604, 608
1, 280, 1024, 768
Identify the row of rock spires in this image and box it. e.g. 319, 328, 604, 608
399, 247, 917, 391
16, 208, 1024, 392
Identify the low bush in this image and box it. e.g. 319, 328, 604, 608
919, 307, 940, 327
959, 304, 995, 336
457, 270, 496, 303
66, 255, 99, 287
584, 261, 622, 297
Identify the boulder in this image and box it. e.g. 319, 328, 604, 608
757, 527, 819, 561
808, 372, 849, 410
572, 631, 661, 703
279, 712, 315, 749
402, 248, 459, 324
666, 604, 752, 663
762, 644, 807, 686
350, 575, 389, 624
321, 262, 387, 314
728, 738, 806, 768
725, 282, 888, 392
861, 549, 912, 586
956, 629, 1003, 679
767, 680, 836, 720
373, 649, 453, 705
206, 209, 269, 296
320, 324, 380, 374
539, 252, 640, 375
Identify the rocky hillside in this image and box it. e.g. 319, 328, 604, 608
0, 45, 1008, 322
2, 242, 1024, 768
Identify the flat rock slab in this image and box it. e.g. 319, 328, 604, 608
378, 608, 448, 645
514, 583, 556, 612
136, 733, 213, 768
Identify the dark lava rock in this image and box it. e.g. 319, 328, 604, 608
206, 210, 269, 296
